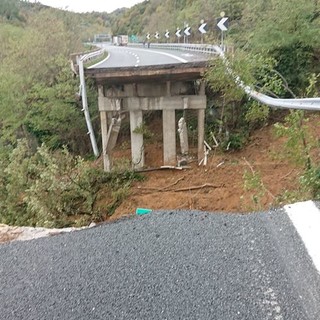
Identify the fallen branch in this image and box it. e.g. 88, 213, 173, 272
137, 176, 186, 192
135, 166, 190, 173
280, 169, 297, 180
174, 183, 224, 192
163, 176, 186, 190
136, 180, 222, 193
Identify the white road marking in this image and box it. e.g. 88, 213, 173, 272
126, 47, 188, 63
285, 200, 320, 274
127, 51, 140, 66
146, 49, 188, 63
87, 53, 110, 69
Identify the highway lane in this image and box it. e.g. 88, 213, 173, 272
1, 202, 320, 319
90, 44, 210, 69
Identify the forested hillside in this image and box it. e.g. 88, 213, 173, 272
0, 1, 142, 227
0, 0, 320, 228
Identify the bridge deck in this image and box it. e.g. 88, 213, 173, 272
85, 61, 208, 84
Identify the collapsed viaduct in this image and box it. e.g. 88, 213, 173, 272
85, 59, 208, 171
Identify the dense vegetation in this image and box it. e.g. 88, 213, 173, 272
0, 0, 141, 227
112, 0, 320, 202
0, 0, 319, 227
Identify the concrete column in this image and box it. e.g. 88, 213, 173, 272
197, 81, 206, 162
98, 85, 104, 110
197, 109, 205, 162
166, 81, 171, 96
163, 110, 176, 165
100, 111, 111, 172
130, 110, 144, 169
178, 117, 189, 155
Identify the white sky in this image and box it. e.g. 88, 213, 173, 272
31, 0, 145, 13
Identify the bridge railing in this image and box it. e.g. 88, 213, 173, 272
78, 48, 105, 65
71, 48, 104, 157
129, 42, 221, 55
131, 42, 320, 111
70, 47, 105, 72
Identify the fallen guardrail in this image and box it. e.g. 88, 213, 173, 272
213, 46, 320, 111
130, 43, 320, 110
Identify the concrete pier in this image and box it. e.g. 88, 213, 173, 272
163, 110, 176, 165
130, 110, 144, 169
94, 65, 207, 171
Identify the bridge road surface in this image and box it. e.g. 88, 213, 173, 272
89, 44, 210, 68
1, 202, 320, 319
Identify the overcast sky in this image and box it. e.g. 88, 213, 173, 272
32, 0, 145, 13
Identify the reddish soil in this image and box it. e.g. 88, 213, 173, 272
107, 116, 317, 220
1, 115, 317, 244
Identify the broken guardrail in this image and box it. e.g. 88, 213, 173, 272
130, 43, 320, 111
77, 49, 105, 157
213, 46, 320, 111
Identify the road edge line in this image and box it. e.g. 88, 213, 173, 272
285, 200, 320, 274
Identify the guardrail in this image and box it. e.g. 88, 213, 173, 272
213, 46, 320, 111
71, 48, 105, 73
129, 42, 221, 55
79, 48, 105, 64
76, 48, 105, 157
74, 43, 320, 116
131, 42, 320, 111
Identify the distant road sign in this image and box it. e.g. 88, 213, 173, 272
146, 33, 150, 40
184, 26, 191, 36
199, 23, 207, 34
130, 35, 137, 42
217, 17, 228, 31
155, 32, 160, 39
165, 31, 170, 39
175, 29, 182, 38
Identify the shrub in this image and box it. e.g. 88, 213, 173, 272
0, 140, 143, 227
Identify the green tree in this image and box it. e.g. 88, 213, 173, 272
233, 0, 320, 93
0, 0, 20, 20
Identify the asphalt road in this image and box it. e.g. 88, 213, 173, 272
1, 204, 320, 319
90, 44, 210, 68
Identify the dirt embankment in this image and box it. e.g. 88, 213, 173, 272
109, 122, 307, 220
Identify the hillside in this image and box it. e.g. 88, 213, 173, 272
0, 0, 319, 228
107, 113, 320, 220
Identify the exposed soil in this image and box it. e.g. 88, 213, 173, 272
107, 114, 320, 220
1, 114, 318, 244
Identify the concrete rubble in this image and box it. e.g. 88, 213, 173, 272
0, 223, 96, 244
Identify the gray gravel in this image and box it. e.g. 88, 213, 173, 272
1, 209, 320, 319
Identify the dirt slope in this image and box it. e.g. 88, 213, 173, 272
109, 122, 307, 220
